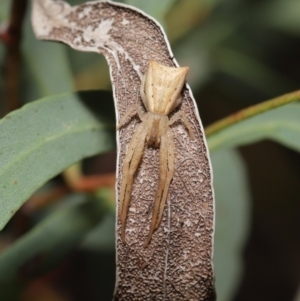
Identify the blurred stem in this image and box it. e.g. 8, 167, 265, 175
0, 0, 28, 115
205, 90, 300, 136
63, 163, 116, 192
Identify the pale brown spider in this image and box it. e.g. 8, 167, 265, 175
117, 60, 195, 247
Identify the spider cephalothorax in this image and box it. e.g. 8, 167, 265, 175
117, 60, 194, 247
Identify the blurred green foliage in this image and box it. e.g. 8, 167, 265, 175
0, 91, 115, 229
0, 0, 299, 301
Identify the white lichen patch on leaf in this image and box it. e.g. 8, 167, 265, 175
77, 5, 92, 19
121, 18, 130, 26
83, 19, 114, 44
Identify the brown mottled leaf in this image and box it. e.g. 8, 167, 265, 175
31, 1, 216, 300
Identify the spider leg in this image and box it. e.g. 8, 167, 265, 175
144, 129, 174, 247
116, 104, 146, 131
140, 74, 148, 110
155, 128, 175, 230
169, 111, 195, 140
119, 123, 147, 242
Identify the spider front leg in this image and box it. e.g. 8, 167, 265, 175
169, 110, 195, 140
119, 123, 148, 242
144, 128, 175, 247
116, 104, 146, 130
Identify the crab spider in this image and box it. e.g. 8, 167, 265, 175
117, 60, 195, 247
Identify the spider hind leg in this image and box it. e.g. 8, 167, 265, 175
144, 128, 175, 247
119, 123, 147, 242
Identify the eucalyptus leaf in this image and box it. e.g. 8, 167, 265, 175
0, 1, 9, 21
214, 47, 292, 95
212, 149, 251, 301
0, 90, 116, 230
22, 14, 74, 102
173, 12, 243, 90
257, 0, 300, 36
0, 191, 110, 300
81, 188, 116, 251
208, 103, 300, 153
81, 212, 115, 251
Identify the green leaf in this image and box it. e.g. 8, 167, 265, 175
214, 47, 293, 95
0, 2, 9, 21
81, 212, 115, 251
0, 191, 110, 300
22, 15, 74, 102
0, 90, 116, 230
173, 12, 244, 90
207, 103, 300, 153
81, 189, 116, 251
212, 149, 251, 301
257, 0, 300, 36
